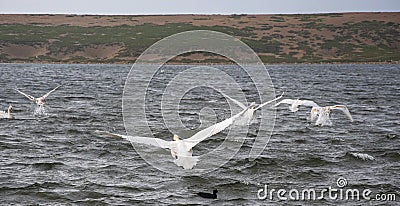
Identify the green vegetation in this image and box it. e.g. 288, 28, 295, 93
0, 13, 399, 64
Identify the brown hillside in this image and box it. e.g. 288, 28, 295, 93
0, 13, 399, 64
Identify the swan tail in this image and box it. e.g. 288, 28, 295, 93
174, 156, 199, 170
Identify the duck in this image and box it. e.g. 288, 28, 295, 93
197, 189, 218, 199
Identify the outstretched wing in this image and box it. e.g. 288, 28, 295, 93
41, 84, 62, 99
255, 92, 284, 110
298, 100, 319, 108
274, 99, 296, 107
330, 105, 354, 122
220, 91, 247, 110
96, 130, 172, 149
15, 89, 35, 101
184, 104, 253, 150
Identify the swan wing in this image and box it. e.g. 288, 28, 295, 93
96, 130, 172, 149
41, 84, 62, 99
255, 92, 284, 110
15, 89, 35, 101
298, 100, 319, 107
330, 105, 354, 122
274, 99, 296, 107
220, 91, 247, 110
184, 104, 252, 150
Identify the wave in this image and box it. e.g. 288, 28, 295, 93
31, 162, 65, 171
302, 156, 334, 167
348, 152, 375, 161
379, 151, 400, 161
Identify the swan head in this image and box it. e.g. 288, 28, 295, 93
8, 105, 12, 113
249, 102, 256, 109
173, 134, 180, 141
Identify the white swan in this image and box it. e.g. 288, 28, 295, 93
275, 98, 353, 126
275, 98, 319, 112
97, 103, 254, 170
311, 105, 353, 126
0, 105, 12, 119
15, 84, 62, 107
221, 92, 284, 125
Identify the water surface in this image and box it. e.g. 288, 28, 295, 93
0, 63, 399, 205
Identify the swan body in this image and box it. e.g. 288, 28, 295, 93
0, 105, 12, 119
97, 104, 253, 169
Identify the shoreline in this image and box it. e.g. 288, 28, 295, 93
1, 61, 398, 66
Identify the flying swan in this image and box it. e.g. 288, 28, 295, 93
275, 99, 353, 126
97, 103, 254, 170
311, 105, 353, 126
220, 92, 284, 125
15, 84, 62, 107
0, 105, 12, 119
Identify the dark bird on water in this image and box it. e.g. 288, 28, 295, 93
197, 189, 218, 199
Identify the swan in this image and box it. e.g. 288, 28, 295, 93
311, 105, 353, 126
97, 103, 254, 170
275, 98, 353, 126
275, 98, 319, 112
15, 84, 62, 107
220, 92, 284, 125
0, 105, 12, 119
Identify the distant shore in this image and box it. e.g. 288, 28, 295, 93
1, 12, 399, 64
2, 61, 398, 65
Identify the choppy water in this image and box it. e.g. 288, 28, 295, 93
0, 63, 399, 205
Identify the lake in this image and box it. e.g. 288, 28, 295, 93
0, 63, 399, 205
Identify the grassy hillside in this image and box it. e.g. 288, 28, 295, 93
0, 13, 399, 64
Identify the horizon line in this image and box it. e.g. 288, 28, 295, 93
1, 10, 399, 16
